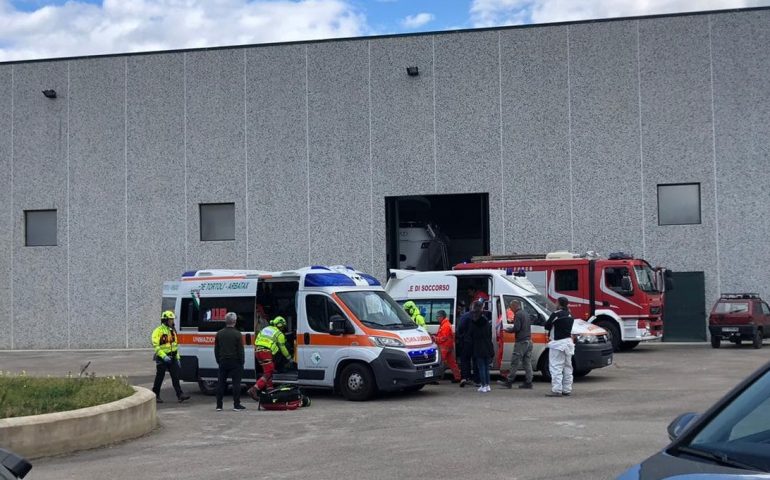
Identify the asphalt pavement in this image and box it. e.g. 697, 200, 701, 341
1, 342, 768, 480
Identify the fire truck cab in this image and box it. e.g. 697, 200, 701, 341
455, 251, 669, 352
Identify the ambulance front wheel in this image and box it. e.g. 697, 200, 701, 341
198, 378, 218, 395
339, 363, 375, 401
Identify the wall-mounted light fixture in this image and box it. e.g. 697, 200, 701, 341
406, 66, 419, 77
42, 89, 57, 99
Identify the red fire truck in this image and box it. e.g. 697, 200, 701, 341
455, 251, 671, 352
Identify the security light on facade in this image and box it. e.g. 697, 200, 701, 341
42, 89, 57, 99
406, 66, 419, 77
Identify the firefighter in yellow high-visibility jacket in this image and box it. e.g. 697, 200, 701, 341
151, 310, 191, 403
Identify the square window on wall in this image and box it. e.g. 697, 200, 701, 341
657, 183, 701, 226
25, 210, 57, 246
199, 203, 235, 241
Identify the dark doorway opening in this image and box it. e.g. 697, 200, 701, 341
385, 193, 490, 274
663, 271, 707, 342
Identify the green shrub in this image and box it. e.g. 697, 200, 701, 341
0, 372, 135, 419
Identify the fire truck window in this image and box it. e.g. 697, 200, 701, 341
554, 269, 578, 291
605, 268, 626, 291
306, 294, 345, 333
180, 296, 256, 332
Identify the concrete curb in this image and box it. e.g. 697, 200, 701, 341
0, 386, 157, 459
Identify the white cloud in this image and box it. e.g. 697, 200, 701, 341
401, 12, 434, 28
0, 0, 368, 61
470, 0, 770, 27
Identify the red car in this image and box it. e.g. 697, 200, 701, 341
709, 293, 769, 349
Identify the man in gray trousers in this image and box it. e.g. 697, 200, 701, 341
498, 299, 533, 389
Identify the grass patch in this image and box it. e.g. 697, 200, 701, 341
0, 373, 135, 419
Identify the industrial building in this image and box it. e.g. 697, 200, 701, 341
0, 7, 768, 349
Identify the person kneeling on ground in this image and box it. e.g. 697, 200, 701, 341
251, 316, 294, 395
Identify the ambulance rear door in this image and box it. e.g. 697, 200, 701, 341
386, 273, 458, 336
162, 281, 181, 316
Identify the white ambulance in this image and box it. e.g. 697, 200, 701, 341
162, 265, 441, 401
384, 269, 613, 378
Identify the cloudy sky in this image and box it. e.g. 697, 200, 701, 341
0, 0, 768, 61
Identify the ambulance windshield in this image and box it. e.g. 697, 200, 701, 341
337, 291, 416, 330
528, 294, 555, 315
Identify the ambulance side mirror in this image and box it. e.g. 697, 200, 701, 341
329, 315, 348, 336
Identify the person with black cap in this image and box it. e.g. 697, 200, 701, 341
544, 297, 576, 397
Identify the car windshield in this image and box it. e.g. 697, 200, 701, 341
678, 369, 770, 472
337, 291, 416, 330
634, 264, 658, 293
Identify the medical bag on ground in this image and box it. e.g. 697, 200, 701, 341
248, 384, 311, 411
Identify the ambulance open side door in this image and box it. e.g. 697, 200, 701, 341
388, 272, 458, 337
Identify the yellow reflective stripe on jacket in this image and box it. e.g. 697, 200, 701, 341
255, 326, 291, 359
151, 324, 178, 358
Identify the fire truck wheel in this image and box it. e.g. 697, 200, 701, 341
597, 320, 621, 352
710, 336, 721, 349
753, 330, 764, 349
620, 341, 640, 351
339, 363, 376, 401
198, 378, 218, 395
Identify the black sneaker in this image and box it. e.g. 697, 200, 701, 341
545, 391, 562, 397
155, 397, 164, 404
233, 404, 246, 411
562, 392, 572, 397
178, 393, 191, 403
518, 383, 533, 389
215, 406, 223, 412
459, 379, 468, 388
496, 380, 512, 389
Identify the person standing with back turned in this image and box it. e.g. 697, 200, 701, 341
215, 312, 246, 411
544, 297, 576, 397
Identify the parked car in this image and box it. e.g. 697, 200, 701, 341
617, 360, 770, 479
0, 448, 31, 480
709, 293, 769, 349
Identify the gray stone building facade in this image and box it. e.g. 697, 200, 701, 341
0, 7, 768, 349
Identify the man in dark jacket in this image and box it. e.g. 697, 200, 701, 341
544, 297, 576, 397
456, 300, 482, 387
469, 300, 495, 392
215, 312, 246, 411
499, 299, 533, 389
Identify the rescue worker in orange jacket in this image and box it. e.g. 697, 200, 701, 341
252, 316, 294, 392
434, 310, 461, 382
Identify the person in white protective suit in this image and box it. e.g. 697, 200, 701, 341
544, 296, 576, 397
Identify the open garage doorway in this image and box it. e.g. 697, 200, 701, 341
385, 193, 490, 273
